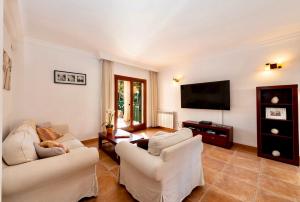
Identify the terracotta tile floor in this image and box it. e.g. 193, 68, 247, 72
81, 128, 300, 202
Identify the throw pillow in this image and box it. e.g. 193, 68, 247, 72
39, 140, 69, 153
36, 127, 63, 141
23, 119, 37, 130
136, 139, 149, 150
34, 143, 65, 158
3, 128, 38, 165
16, 121, 41, 143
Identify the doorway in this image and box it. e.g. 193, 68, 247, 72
114, 75, 146, 131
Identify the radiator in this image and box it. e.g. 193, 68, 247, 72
157, 111, 175, 129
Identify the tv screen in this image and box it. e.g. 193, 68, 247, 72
181, 80, 230, 110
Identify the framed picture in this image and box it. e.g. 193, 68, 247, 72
54, 70, 86, 85
266, 107, 287, 120
3, 50, 12, 90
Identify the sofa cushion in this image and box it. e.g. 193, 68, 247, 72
61, 139, 84, 150
3, 126, 39, 165
56, 133, 76, 143
36, 127, 63, 141
23, 119, 37, 131
16, 121, 40, 144
51, 124, 69, 135
34, 143, 66, 158
148, 128, 193, 156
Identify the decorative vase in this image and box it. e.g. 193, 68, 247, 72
272, 150, 280, 157
106, 127, 113, 135
271, 128, 279, 135
271, 96, 279, 104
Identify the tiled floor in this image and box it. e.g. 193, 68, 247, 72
81, 128, 300, 202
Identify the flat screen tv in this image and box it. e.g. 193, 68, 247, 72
181, 80, 230, 110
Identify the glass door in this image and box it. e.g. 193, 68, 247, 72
132, 81, 145, 130
115, 75, 146, 131
116, 80, 131, 130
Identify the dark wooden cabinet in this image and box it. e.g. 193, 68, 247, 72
182, 121, 233, 148
256, 85, 299, 166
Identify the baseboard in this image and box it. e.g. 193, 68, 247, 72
233, 142, 257, 153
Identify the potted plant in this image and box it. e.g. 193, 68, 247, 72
103, 109, 114, 135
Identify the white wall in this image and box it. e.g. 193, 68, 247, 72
7, 38, 101, 141
113, 62, 151, 127
1, 0, 4, 197
2, 35, 153, 140
158, 38, 300, 149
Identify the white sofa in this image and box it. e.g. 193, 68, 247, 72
115, 129, 204, 202
2, 121, 99, 202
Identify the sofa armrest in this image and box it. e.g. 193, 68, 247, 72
115, 142, 164, 181
3, 147, 99, 196
51, 124, 69, 134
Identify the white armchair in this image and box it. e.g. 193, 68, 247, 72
115, 135, 204, 202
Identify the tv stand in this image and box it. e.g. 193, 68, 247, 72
182, 121, 233, 148
199, 120, 212, 125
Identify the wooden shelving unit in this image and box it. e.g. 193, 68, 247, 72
182, 121, 233, 149
256, 85, 299, 166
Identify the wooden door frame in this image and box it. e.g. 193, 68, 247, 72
114, 75, 147, 131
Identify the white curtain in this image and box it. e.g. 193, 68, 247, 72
149, 71, 158, 127
101, 59, 114, 131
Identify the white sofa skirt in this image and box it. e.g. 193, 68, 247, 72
3, 166, 98, 202
120, 160, 204, 202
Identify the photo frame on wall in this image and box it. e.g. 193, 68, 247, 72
3, 50, 12, 90
266, 107, 287, 120
54, 70, 86, 85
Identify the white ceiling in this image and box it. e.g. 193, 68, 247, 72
18, 0, 300, 69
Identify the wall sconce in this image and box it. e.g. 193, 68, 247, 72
265, 63, 282, 71
173, 77, 181, 83
172, 75, 183, 84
